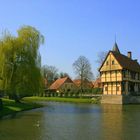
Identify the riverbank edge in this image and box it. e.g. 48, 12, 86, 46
0, 98, 43, 118
23, 96, 101, 104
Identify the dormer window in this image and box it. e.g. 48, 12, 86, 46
112, 60, 115, 65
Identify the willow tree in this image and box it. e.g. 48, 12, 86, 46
0, 26, 44, 102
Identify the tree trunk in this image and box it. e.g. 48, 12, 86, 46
14, 94, 20, 103
0, 99, 3, 110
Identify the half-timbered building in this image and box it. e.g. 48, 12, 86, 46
99, 43, 140, 98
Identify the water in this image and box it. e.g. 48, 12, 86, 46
0, 102, 140, 140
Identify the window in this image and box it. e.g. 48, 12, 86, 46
131, 72, 136, 79
106, 61, 109, 65
105, 87, 108, 91
138, 84, 140, 92
112, 60, 115, 65
117, 86, 119, 91
67, 89, 70, 92
123, 70, 126, 78
122, 82, 125, 92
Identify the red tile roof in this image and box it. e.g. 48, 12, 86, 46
73, 79, 81, 87
49, 77, 73, 90
92, 78, 102, 88
112, 51, 140, 72
73, 79, 93, 88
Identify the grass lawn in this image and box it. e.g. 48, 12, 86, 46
23, 96, 94, 103
0, 96, 100, 118
0, 98, 43, 118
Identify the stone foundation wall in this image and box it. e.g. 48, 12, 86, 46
101, 95, 140, 104
123, 95, 140, 104
101, 95, 123, 104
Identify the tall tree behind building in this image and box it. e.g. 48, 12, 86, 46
73, 56, 93, 92
96, 51, 108, 66
42, 65, 59, 87
59, 72, 70, 78
96, 51, 107, 78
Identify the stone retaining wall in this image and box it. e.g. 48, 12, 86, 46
101, 95, 140, 104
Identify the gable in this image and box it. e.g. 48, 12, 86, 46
49, 77, 68, 90
100, 52, 122, 72
61, 82, 76, 89
65, 77, 73, 83
49, 77, 77, 90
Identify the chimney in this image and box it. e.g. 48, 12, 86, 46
127, 52, 132, 59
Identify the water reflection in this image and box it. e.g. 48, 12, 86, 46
0, 110, 43, 140
122, 105, 140, 140
40, 103, 102, 140
0, 102, 140, 140
101, 105, 123, 140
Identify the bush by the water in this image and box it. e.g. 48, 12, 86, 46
91, 97, 101, 104
44, 88, 102, 98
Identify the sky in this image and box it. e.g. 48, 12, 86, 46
0, 0, 140, 78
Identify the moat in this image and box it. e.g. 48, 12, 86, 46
0, 102, 140, 140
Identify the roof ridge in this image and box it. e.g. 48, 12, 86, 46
49, 77, 72, 90
112, 51, 139, 63
111, 51, 140, 72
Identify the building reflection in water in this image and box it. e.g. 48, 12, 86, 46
101, 104, 123, 140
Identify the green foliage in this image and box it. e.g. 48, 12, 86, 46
0, 26, 44, 101
91, 97, 101, 104
91, 88, 103, 94
0, 98, 3, 110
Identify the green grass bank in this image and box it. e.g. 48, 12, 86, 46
23, 96, 100, 104
0, 98, 43, 118
0, 96, 100, 118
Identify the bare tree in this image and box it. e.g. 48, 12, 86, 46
96, 51, 108, 78
73, 56, 93, 92
42, 65, 59, 87
59, 72, 70, 78
96, 51, 108, 66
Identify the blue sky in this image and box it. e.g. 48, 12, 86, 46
0, 0, 140, 78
